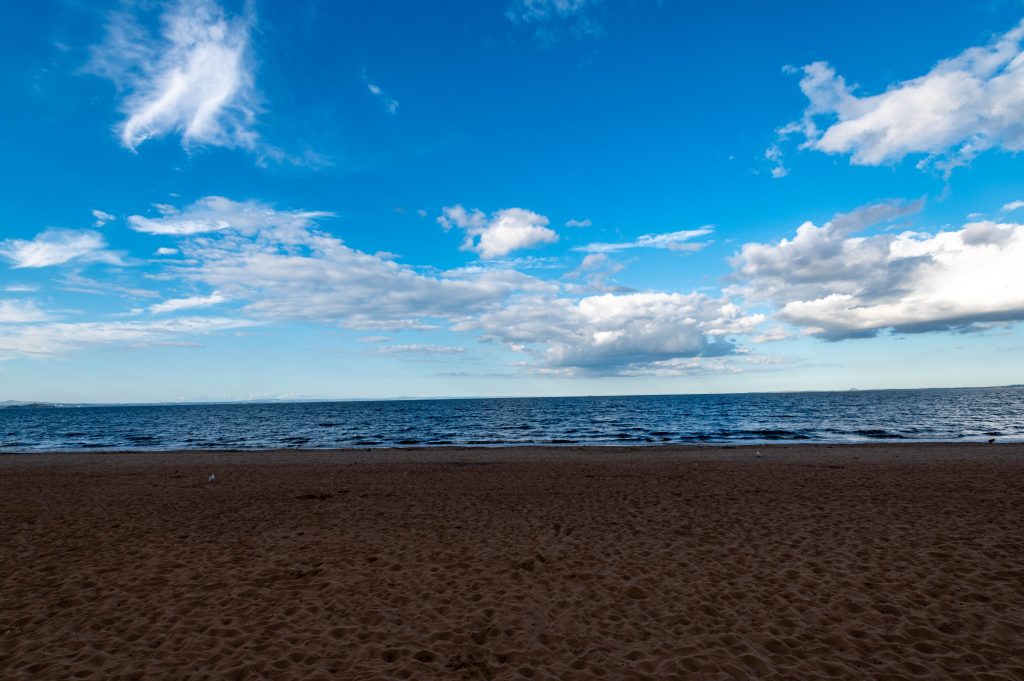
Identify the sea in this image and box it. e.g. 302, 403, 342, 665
1, 386, 1022, 452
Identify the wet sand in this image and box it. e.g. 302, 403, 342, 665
2, 443, 1023, 680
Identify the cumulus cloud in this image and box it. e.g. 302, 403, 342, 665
149, 291, 225, 314
466, 291, 761, 373
764, 144, 788, 178
564, 253, 626, 293
782, 21, 1024, 172
577, 227, 713, 254
0, 300, 51, 324
731, 200, 1024, 339
103, 195, 773, 375
0, 316, 254, 360
0, 229, 123, 269
438, 205, 559, 259
88, 0, 257, 151
731, 200, 923, 303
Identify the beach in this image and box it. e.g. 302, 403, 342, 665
2, 443, 1023, 680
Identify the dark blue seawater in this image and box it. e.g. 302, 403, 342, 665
1, 387, 1022, 452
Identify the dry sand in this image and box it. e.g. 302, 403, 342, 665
2, 443, 1023, 680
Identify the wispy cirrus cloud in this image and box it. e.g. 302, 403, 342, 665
375, 344, 465, 356
87, 0, 257, 152
0, 300, 51, 324
0, 229, 123, 269
92, 210, 115, 227
507, 0, 595, 22
121, 196, 761, 375
131, 197, 551, 331
0, 316, 255, 361
506, 0, 604, 41
438, 205, 559, 259
577, 227, 713, 254
779, 20, 1024, 174
128, 196, 333, 238
149, 291, 226, 315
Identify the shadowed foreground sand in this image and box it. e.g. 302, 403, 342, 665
2, 444, 1024, 680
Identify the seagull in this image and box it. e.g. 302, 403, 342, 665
208, 473, 217, 483
987, 438, 996, 444
756, 450, 763, 459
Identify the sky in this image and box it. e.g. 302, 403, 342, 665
2, 0, 1024, 403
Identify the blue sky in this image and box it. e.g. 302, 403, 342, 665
2, 0, 1024, 402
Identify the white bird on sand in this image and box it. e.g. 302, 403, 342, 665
208, 473, 216, 483
755, 450, 763, 459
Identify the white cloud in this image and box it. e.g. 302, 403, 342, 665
0, 229, 122, 269
0, 316, 254, 360
577, 227, 713, 254
438, 205, 559, 259
357, 335, 391, 344
116, 196, 771, 375
764, 144, 788, 178
92, 209, 115, 227
506, 0, 603, 42
4, 285, 39, 293
731, 200, 1024, 339
1001, 200, 1024, 212
155, 247, 179, 256
149, 291, 225, 314
782, 21, 1024, 172
363, 71, 398, 115
0, 300, 51, 324
730, 200, 923, 303
59, 273, 158, 299
565, 218, 592, 228
375, 344, 465, 355
466, 291, 761, 373
88, 0, 257, 151
564, 253, 625, 293
507, 0, 595, 22
186, 233, 548, 328
128, 196, 332, 238
136, 197, 550, 331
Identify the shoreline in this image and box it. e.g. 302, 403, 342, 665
1, 440, 1022, 466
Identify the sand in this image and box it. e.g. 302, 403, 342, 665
2, 443, 1023, 680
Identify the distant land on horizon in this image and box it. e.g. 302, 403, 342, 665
2, 384, 1023, 410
